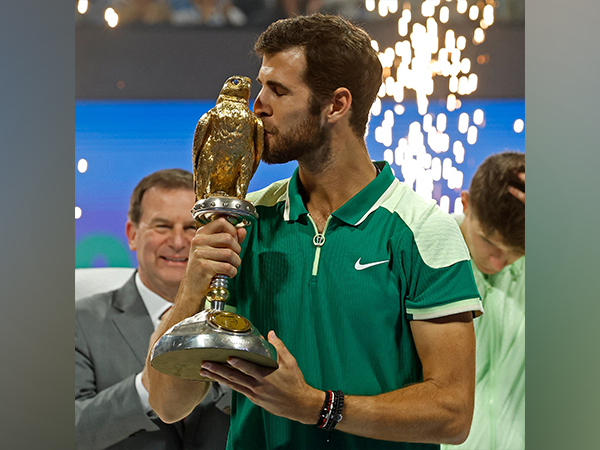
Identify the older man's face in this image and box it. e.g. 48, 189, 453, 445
126, 187, 196, 300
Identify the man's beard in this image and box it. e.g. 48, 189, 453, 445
262, 109, 332, 174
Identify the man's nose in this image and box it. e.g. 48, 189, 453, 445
253, 89, 270, 117
169, 228, 189, 250
489, 254, 508, 273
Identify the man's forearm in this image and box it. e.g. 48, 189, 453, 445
145, 360, 210, 423
296, 317, 475, 444
145, 278, 211, 423
331, 380, 473, 445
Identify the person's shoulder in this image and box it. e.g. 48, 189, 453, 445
381, 181, 459, 232
381, 182, 470, 268
75, 286, 129, 324
75, 289, 115, 314
246, 178, 289, 207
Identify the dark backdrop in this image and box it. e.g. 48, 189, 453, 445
76, 22, 524, 100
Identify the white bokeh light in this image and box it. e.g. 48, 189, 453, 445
439, 195, 450, 213
453, 141, 465, 164
384, 148, 394, 165
440, 6, 449, 23
370, 97, 382, 116
467, 125, 478, 144
458, 113, 469, 133
105, 8, 119, 27
469, 5, 480, 21
431, 157, 442, 181
514, 119, 525, 133
454, 197, 464, 214
473, 109, 484, 125
77, 0, 88, 14
436, 113, 447, 132
77, 158, 88, 173
474, 27, 485, 44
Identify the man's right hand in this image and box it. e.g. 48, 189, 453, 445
180, 217, 247, 302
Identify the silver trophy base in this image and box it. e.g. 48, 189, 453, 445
151, 309, 278, 381
152, 196, 273, 381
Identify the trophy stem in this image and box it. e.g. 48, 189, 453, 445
206, 274, 229, 311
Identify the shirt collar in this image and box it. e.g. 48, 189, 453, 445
284, 161, 395, 226
283, 166, 308, 221
135, 272, 173, 330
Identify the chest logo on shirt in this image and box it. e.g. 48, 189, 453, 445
354, 258, 390, 271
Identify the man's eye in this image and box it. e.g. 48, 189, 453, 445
479, 237, 493, 247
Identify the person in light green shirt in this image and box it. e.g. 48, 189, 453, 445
444, 152, 525, 450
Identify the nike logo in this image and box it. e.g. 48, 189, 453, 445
354, 258, 389, 270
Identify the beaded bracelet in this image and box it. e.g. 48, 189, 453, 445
316, 390, 332, 428
316, 390, 344, 432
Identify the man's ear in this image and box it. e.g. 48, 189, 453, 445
125, 220, 138, 251
460, 191, 470, 216
324, 87, 352, 124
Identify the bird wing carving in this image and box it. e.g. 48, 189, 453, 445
252, 117, 264, 178
192, 111, 211, 199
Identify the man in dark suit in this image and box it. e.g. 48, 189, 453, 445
75, 168, 230, 450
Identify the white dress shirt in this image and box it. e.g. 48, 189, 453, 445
133, 273, 173, 413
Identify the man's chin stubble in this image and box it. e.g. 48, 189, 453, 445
261, 130, 332, 173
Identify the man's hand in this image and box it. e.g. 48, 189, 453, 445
199, 330, 324, 425
180, 217, 247, 302
508, 171, 525, 204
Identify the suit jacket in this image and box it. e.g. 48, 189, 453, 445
75, 273, 230, 450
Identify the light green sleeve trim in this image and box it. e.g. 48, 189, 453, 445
246, 179, 289, 207
407, 298, 484, 320
381, 183, 471, 269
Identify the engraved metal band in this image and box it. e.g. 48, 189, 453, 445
192, 196, 258, 227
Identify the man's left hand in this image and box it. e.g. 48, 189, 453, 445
200, 330, 324, 425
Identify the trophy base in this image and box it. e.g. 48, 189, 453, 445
151, 310, 278, 381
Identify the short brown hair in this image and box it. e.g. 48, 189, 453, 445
468, 152, 525, 252
128, 168, 193, 224
254, 14, 383, 138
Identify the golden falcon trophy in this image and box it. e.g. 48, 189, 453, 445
150, 76, 278, 380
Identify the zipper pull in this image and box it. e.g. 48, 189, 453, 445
313, 233, 325, 247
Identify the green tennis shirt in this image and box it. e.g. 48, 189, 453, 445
226, 162, 483, 450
